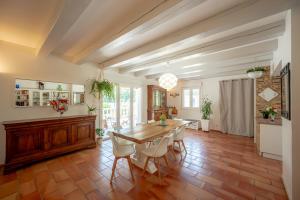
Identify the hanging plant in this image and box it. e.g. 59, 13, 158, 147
246, 67, 265, 79
90, 79, 115, 99
246, 67, 265, 73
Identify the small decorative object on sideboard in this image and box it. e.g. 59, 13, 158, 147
246, 67, 265, 79
201, 97, 213, 132
96, 128, 105, 144
49, 99, 68, 116
87, 105, 96, 115
38, 81, 44, 90
160, 114, 167, 125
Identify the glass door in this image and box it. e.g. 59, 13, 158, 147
102, 87, 117, 132
120, 87, 131, 129
133, 87, 142, 127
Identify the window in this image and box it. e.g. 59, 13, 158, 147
102, 84, 142, 133
182, 88, 200, 108
120, 87, 131, 129
133, 87, 142, 127
102, 85, 117, 133
183, 89, 190, 108
192, 89, 200, 108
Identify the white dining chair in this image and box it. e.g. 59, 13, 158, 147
173, 126, 187, 160
108, 132, 135, 184
142, 135, 171, 182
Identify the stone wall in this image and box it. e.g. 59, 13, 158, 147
255, 66, 281, 153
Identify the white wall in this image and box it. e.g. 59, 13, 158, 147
167, 74, 248, 131
291, 3, 300, 200
272, 10, 293, 199
0, 43, 153, 164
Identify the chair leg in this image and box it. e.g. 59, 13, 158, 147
178, 141, 183, 160
163, 155, 169, 167
155, 158, 161, 184
181, 140, 187, 153
171, 146, 177, 160
178, 141, 182, 152
142, 157, 150, 176
126, 156, 135, 181
110, 157, 118, 184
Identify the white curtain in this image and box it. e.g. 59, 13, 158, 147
219, 79, 254, 137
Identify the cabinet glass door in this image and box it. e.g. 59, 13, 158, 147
32, 91, 40, 106
42, 92, 50, 106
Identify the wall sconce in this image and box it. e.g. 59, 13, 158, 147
170, 92, 179, 97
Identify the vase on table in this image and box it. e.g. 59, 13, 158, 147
160, 120, 166, 125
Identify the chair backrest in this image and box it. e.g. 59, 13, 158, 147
175, 126, 185, 140
153, 135, 170, 157
108, 132, 120, 156
167, 132, 174, 146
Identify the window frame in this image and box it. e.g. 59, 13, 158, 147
182, 87, 200, 109
101, 83, 142, 130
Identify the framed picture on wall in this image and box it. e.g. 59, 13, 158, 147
281, 62, 291, 120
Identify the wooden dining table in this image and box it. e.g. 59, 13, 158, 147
113, 119, 191, 173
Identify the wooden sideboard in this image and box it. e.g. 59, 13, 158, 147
3, 115, 96, 174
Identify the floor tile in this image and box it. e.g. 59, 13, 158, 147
0, 130, 287, 200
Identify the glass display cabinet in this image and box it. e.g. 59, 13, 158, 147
147, 85, 168, 121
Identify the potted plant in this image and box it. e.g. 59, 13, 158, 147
96, 128, 105, 144
246, 67, 265, 79
90, 79, 114, 99
160, 114, 167, 125
261, 106, 277, 121
261, 110, 269, 119
269, 107, 278, 121
200, 97, 213, 132
87, 105, 96, 115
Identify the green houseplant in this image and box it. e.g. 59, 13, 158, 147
87, 105, 96, 115
246, 67, 265, 79
90, 79, 115, 99
95, 128, 105, 144
261, 106, 277, 121
200, 97, 213, 132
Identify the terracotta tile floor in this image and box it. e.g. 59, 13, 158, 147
0, 130, 287, 200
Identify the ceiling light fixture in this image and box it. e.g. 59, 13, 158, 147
159, 62, 178, 90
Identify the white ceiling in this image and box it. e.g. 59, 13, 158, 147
0, 0, 61, 48
0, 0, 295, 80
